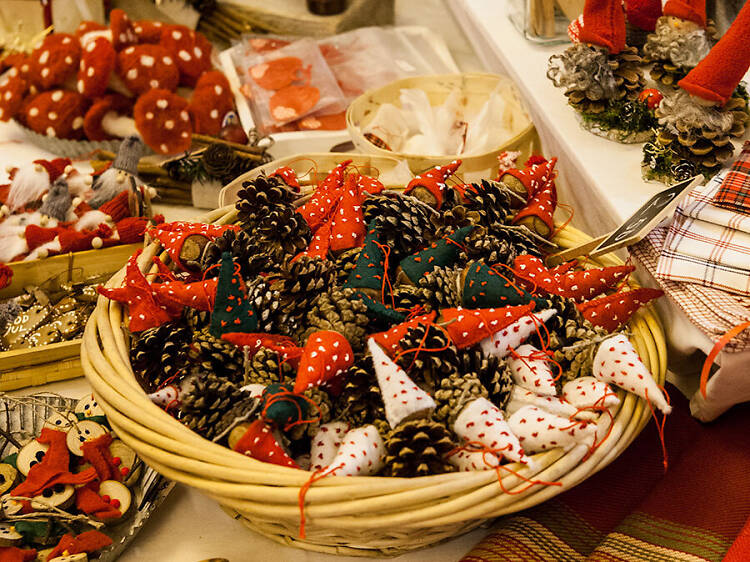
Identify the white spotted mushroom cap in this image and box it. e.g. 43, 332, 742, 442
479, 309, 557, 359
367, 338, 436, 429
325, 425, 384, 477
109, 9, 138, 50
23, 90, 87, 139
188, 70, 234, 136
507, 344, 557, 396
117, 44, 179, 95
593, 334, 671, 414
30, 33, 80, 90
133, 88, 192, 154
508, 405, 597, 454
453, 397, 530, 465
310, 421, 350, 472
133, 20, 164, 44
0, 71, 29, 122
77, 37, 116, 98
159, 24, 213, 86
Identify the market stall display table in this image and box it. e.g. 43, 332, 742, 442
450, 0, 750, 421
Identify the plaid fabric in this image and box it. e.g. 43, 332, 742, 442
630, 227, 750, 352
713, 142, 750, 215
461, 390, 750, 562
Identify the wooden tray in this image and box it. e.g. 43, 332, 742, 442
0, 243, 141, 391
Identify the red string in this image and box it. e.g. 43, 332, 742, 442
494, 261, 539, 296
700, 320, 750, 398
644, 387, 669, 473
392, 320, 454, 372
551, 202, 575, 239
260, 388, 322, 432
487, 264, 528, 299
372, 241, 395, 309
297, 462, 345, 539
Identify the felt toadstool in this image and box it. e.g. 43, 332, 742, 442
109, 9, 138, 51
83, 94, 134, 141
77, 37, 120, 98
23, 90, 87, 139
133, 88, 192, 154
75, 20, 108, 41
0, 71, 28, 122
159, 25, 212, 86
30, 33, 80, 90
189, 71, 234, 136
133, 20, 164, 44
117, 44, 179, 95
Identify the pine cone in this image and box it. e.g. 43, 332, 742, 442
185, 308, 210, 332
415, 266, 462, 311
301, 287, 370, 351
432, 205, 481, 238
391, 284, 423, 313
287, 386, 334, 440
553, 322, 609, 384
267, 256, 336, 324
245, 277, 298, 336
455, 348, 512, 410
210, 395, 259, 441
235, 174, 297, 228
131, 321, 191, 393
462, 180, 514, 229
188, 328, 244, 384
397, 324, 460, 392
334, 357, 385, 426
526, 293, 581, 351
179, 372, 245, 439
334, 247, 361, 285
244, 347, 295, 386
434, 372, 488, 426
649, 60, 688, 88
254, 206, 311, 258
200, 228, 277, 278
382, 419, 456, 477
362, 194, 436, 259
459, 224, 542, 268
610, 46, 645, 103
202, 143, 239, 182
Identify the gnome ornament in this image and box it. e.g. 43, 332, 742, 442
548, 0, 650, 143
343, 222, 388, 298
624, 0, 663, 46
577, 287, 663, 332
643, 0, 713, 89
310, 421, 350, 472
38, 177, 73, 222
507, 344, 557, 396
562, 376, 621, 412
593, 334, 671, 414
329, 174, 366, 253
296, 160, 351, 230
325, 425, 384, 476
461, 261, 545, 309
367, 338, 436, 429
209, 252, 258, 337
370, 312, 437, 356
399, 226, 473, 285
452, 397, 531, 465
644, 1, 750, 183
403, 160, 462, 209
447, 447, 503, 472
505, 385, 594, 421
479, 309, 558, 359
294, 330, 354, 395
232, 420, 299, 468
508, 405, 598, 454
6, 158, 70, 211
89, 136, 149, 214
441, 304, 538, 349
497, 157, 557, 204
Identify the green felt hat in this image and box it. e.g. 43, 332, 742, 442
399, 226, 473, 283
353, 290, 406, 327
344, 222, 388, 292
210, 252, 258, 337
461, 260, 546, 309
261, 382, 309, 428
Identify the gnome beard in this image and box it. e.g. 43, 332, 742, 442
547, 43, 618, 101
643, 17, 711, 68
6, 163, 52, 210
657, 88, 734, 136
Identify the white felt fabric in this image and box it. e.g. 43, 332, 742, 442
505, 385, 595, 421
562, 376, 620, 412
507, 344, 557, 396
480, 309, 557, 358
508, 405, 597, 453
326, 425, 384, 477
310, 421, 350, 472
446, 448, 501, 472
453, 397, 529, 464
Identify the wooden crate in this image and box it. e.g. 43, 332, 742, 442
0, 243, 140, 391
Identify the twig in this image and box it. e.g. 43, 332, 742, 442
5, 496, 104, 529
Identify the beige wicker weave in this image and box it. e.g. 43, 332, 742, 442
81, 204, 667, 557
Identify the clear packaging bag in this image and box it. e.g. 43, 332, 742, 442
240, 38, 346, 132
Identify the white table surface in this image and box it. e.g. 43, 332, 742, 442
450, 0, 750, 420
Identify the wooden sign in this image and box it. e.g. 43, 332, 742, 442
548, 175, 702, 265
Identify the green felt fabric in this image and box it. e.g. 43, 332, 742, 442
344, 222, 388, 292
354, 290, 406, 326
261, 383, 308, 427
399, 226, 473, 283
461, 260, 546, 309
210, 252, 258, 337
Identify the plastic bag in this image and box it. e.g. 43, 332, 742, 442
241, 38, 346, 132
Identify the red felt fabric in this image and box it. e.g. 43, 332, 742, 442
116, 216, 150, 244
294, 330, 354, 394
577, 287, 664, 331
0, 264, 12, 290
403, 160, 461, 209
75, 485, 122, 520
297, 160, 351, 230
46, 530, 112, 560
24, 225, 64, 251
330, 174, 366, 252
370, 312, 437, 356
0, 548, 36, 562
441, 304, 536, 348
626, 0, 663, 31
99, 190, 131, 222
296, 220, 332, 261
148, 221, 239, 270
663, 0, 706, 27
579, 0, 627, 53
499, 158, 557, 201
151, 278, 217, 312
233, 420, 299, 468
81, 433, 119, 482
270, 166, 300, 190
511, 179, 557, 236
10, 428, 97, 499
678, 0, 750, 105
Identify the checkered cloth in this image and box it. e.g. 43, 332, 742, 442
631, 226, 750, 352
655, 171, 750, 297
713, 141, 750, 215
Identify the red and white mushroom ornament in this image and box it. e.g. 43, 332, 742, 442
0, 70, 28, 122
189, 71, 234, 136
133, 20, 164, 44
77, 37, 131, 98
22, 89, 87, 139
30, 33, 80, 90
159, 25, 212, 87
83, 94, 133, 141
133, 88, 192, 154
117, 44, 179, 95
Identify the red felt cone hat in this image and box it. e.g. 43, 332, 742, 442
500, 157, 557, 200
294, 330, 354, 394
149, 221, 239, 270
663, 0, 706, 28
296, 160, 351, 230
579, 0, 627, 54
233, 420, 298, 468
626, 0, 663, 31
512, 180, 557, 238
270, 165, 300, 190
678, 1, 750, 105
404, 160, 461, 209
370, 311, 437, 356
151, 278, 218, 312
577, 287, 663, 331
294, 219, 332, 261
441, 304, 536, 349
329, 174, 366, 252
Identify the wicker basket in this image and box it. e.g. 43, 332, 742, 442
81, 201, 667, 557
346, 73, 541, 183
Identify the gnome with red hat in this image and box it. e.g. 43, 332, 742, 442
5, 158, 70, 211
643, 1, 750, 183
642, 0, 714, 88
548, 0, 652, 143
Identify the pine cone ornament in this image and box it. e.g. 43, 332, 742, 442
462, 180, 514, 229
131, 321, 191, 392
185, 308, 210, 332
236, 174, 297, 228
254, 206, 312, 258
189, 328, 245, 384
179, 372, 245, 439
391, 284, 423, 313
553, 322, 610, 384
202, 143, 239, 182
454, 348, 512, 410
200, 228, 275, 278
268, 256, 336, 322
288, 386, 334, 440
415, 266, 462, 311
211, 395, 258, 441
362, 194, 436, 259
301, 287, 370, 350
381, 419, 456, 477
649, 60, 688, 88
432, 205, 481, 239
526, 293, 581, 350
459, 224, 542, 268
245, 277, 295, 336
433, 371, 489, 426
334, 247, 361, 285
244, 347, 295, 386
396, 323, 460, 391
334, 357, 385, 426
